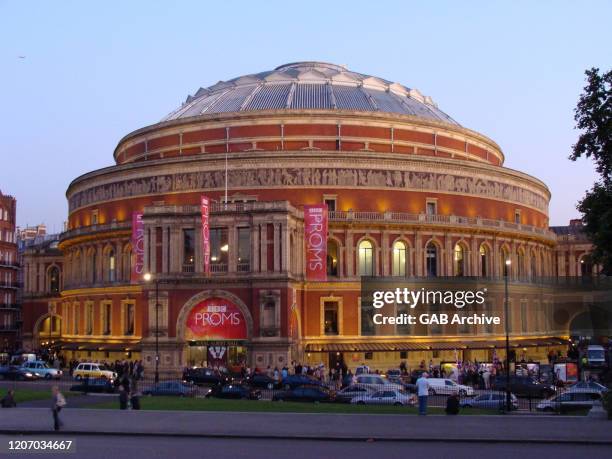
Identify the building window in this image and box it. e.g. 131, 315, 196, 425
237, 227, 250, 270
580, 254, 593, 277
517, 249, 525, 279
108, 249, 116, 282
48, 266, 60, 294
261, 301, 276, 334
183, 229, 195, 267
426, 200, 437, 216
515, 210, 521, 224
86, 303, 93, 335
324, 301, 339, 335
327, 240, 339, 276
480, 244, 489, 277
501, 248, 510, 277
91, 249, 97, 283
91, 210, 99, 225
124, 303, 135, 336
392, 241, 407, 277
426, 243, 438, 277
358, 240, 374, 276
323, 197, 337, 212
103, 302, 111, 335
73, 304, 79, 335
210, 228, 229, 266
453, 244, 465, 276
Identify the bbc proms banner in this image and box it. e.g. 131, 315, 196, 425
130, 212, 144, 283
201, 195, 210, 275
304, 204, 328, 281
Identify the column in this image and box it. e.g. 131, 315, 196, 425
273, 223, 281, 272
345, 231, 354, 277
281, 222, 289, 272
162, 226, 169, 274
228, 225, 237, 274
259, 224, 267, 272
414, 232, 422, 277
252, 224, 260, 273
381, 231, 389, 276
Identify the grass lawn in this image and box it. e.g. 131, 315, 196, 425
88, 396, 495, 415
0, 387, 67, 404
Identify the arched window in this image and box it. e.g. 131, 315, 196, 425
108, 249, 116, 282
392, 241, 408, 277
358, 240, 374, 276
48, 266, 60, 294
327, 240, 339, 276
530, 252, 537, 279
479, 244, 489, 277
426, 243, 438, 277
122, 245, 132, 282
453, 244, 465, 276
500, 247, 510, 277
517, 249, 525, 279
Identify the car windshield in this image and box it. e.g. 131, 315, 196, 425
589, 350, 605, 359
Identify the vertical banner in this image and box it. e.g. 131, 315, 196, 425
304, 204, 328, 281
201, 195, 210, 275
130, 212, 145, 283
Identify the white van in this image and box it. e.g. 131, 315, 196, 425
427, 378, 474, 396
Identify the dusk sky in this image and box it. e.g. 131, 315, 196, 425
1, 1, 610, 231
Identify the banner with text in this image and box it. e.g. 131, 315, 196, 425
304, 204, 328, 281
130, 212, 144, 283
201, 195, 210, 275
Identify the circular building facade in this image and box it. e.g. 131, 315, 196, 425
40, 62, 561, 373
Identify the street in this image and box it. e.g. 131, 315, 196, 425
1, 435, 608, 459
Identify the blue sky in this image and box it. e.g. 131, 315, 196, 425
1, 0, 610, 230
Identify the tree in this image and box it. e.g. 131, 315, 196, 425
570, 68, 612, 275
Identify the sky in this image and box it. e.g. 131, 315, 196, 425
0, 0, 610, 230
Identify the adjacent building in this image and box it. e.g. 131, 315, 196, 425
0, 190, 19, 354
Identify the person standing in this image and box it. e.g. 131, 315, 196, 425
51, 386, 66, 431
416, 372, 430, 416
118, 385, 129, 410
1, 389, 17, 408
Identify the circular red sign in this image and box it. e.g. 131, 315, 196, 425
185, 297, 247, 340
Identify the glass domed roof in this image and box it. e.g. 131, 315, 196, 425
162, 62, 458, 125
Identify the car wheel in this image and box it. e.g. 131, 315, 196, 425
284, 384, 291, 390
429, 388, 436, 396
45, 374, 52, 380
75, 375, 82, 381
459, 389, 467, 397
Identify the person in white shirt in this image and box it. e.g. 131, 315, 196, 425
415, 372, 430, 415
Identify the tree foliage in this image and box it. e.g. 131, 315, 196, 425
571, 68, 612, 275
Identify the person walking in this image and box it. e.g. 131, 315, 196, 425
51, 386, 66, 431
118, 384, 129, 410
416, 372, 430, 416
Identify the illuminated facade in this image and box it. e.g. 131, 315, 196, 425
20, 62, 598, 372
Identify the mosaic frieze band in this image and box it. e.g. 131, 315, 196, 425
68, 166, 548, 213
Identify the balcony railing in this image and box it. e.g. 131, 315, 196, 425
237, 262, 251, 273
0, 261, 19, 269
328, 211, 556, 241
182, 264, 195, 273
0, 303, 20, 310
210, 263, 228, 273
0, 282, 21, 289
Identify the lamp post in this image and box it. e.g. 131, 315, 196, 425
143, 272, 159, 384
504, 258, 512, 412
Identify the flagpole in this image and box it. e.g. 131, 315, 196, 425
224, 151, 228, 210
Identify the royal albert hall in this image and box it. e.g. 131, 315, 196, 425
21, 62, 577, 374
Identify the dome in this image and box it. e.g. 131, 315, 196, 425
162, 61, 459, 125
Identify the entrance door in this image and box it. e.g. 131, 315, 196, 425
207, 346, 228, 368
329, 352, 345, 373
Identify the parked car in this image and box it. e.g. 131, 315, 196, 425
73, 363, 117, 381
21, 361, 63, 380
492, 376, 555, 398
208, 384, 261, 400
567, 381, 608, 393
355, 365, 370, 375
586, 345, 607, 368
351, 389, 415, 406
460, 392, 518, 410
70, 378, 116, 394
142, 381, 200, 397
281, 374, 324, 390
182, 367, 231, 386
335, 384, 376, 403
426, 378, 474, 396
0, 365, 39, 381
537, 390, 602, 412
353, 375, 403, 392
245, 373, 281, 390
272, 385, 335, 403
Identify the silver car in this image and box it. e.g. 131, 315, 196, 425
21, 361, 63, 380
460, 392, 518, 410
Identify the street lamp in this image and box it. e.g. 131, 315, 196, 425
143, 272, 160, 384
504, 258, 512, 412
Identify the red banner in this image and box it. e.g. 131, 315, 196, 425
201, 196, 210, 275
304, 204, 328, 281
185, 297, 247, 340
130, 212, 144, 283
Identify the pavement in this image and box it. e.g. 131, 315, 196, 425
1, 408, 611, 444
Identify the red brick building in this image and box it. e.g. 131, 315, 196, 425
0, 190, 19, 354
19, 62, 600, 373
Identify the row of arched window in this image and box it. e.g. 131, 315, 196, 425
328, 239, 553, 278
64, 243, 132, 287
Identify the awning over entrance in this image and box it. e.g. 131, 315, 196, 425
304, 338, 568, 353
58, 343, 141, 352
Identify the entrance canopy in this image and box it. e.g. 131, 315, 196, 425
304, 338, 568, 352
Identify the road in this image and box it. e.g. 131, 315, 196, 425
0, 435, 608, 459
